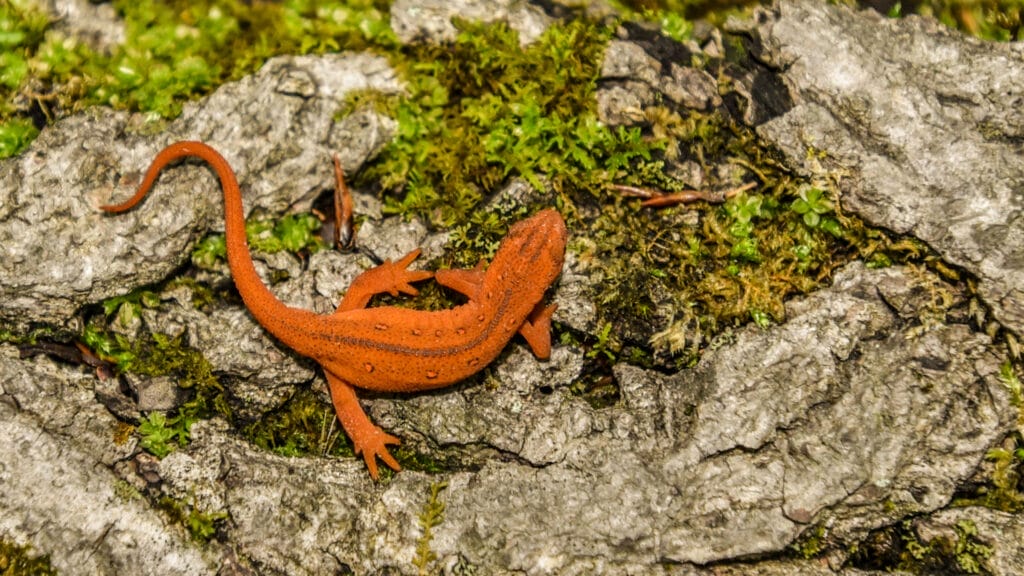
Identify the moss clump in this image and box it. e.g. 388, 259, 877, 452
243, 388, 354, 459
346, 17, 932, 368
850, 518, 994, 575
124, 333, 229, 456
243, 387, 448, 474
191, 212, 326, 270
0, 539, 57, 576
999, 360, 1024, 430
0, 117, 37, 157
412, 481, 447, 575
136, 411, 192, 458
0, 0, 397, 158
577, 122, 851, 365
0, 324, 54, 346
82, 325, 229, 457
952, 362, 1024, 513
356, 19, 652, 233
789, 523, 828, 559
954, 434, 1024, 513
156, 495, 229, 543
893, 0, 1023, 41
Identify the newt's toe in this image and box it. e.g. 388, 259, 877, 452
356, 428, 402, 480
383, 249, 433, 296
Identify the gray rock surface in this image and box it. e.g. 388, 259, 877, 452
755, 0, 1024, 336
598, 39, 721, 125
48, 0, 126, 51
0, 52, 399, 330
390, 0, 553, 45
6, 258, 1005, 574
0, 347, 216, 574
423, 263, 1010, 570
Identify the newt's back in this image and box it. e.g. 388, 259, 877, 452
313, 209, 567, 393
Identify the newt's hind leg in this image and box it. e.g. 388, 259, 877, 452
335, 249, 432, 313
324, 370, 400, 480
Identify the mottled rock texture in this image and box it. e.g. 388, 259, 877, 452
756, 0, 1024, 337
0, 52, 398, 330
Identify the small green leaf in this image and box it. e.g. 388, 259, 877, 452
819, 217, 844, 238
751, 309, 772, 328
0, 30, 26, 48
138, 412, 176, 458
0, 51, 27, 88
791, 198, 810, 215
0, 117, 38, 158
730, 237, 761, 262
192, 234, 227, 269
657, 11, 693, 43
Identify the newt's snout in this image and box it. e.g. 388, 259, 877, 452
507, 209, 567, 275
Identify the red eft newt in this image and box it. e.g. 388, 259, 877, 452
102, 141, 567, 479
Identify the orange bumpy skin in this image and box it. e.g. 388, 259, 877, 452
102, 141, 568, 479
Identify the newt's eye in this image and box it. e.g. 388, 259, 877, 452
517, 232, 541, 258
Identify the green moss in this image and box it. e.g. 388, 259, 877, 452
81, 325, 229, 457
128, 336, 229, 455
243, 388, 354, 459
191, 213, 326, 270
82, 267, 235, 459
127, 332, 222, 392
190, 234, 228, 270
0, 324, 53, 346
100, 287, 161, 327
0, 117, 37, 157
999, 360, 1023, 429
0, 539, 57, 576
8, 2, 920, 371
164, 277, 219, 310
412, 481, 447, 575
0, 0, 397, 157
580, 104, 943, 366
615, 0, 762, 23
393, 445, 448, 475
246, 213, 326, 255
902, 0, 1023, 41
950, 520, 994, 574
955, 434, 1024, 513
851, 518, 995, 574
156, 495, 228, 543
356, 18, 650, 229
113, 479, 143, 502
243, 387, 448, 473
337, 13, 937, 373
950, 361, 1024, 514
790, 523, 828, 559
652, 10, 694, 43
568, 370, 621, 409
80, 323, 137, 368
18, 0, 977, 479
137, 412, 191, 458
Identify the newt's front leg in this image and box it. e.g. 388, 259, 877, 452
325, 249, 429, 478
334, 249, 432, 313
325, 370, 401, 479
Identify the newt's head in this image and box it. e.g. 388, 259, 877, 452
498, 208, 567, 288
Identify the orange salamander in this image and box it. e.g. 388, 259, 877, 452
102, 141, 567, 478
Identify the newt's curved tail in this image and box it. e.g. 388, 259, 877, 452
102, 141, 290, 325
